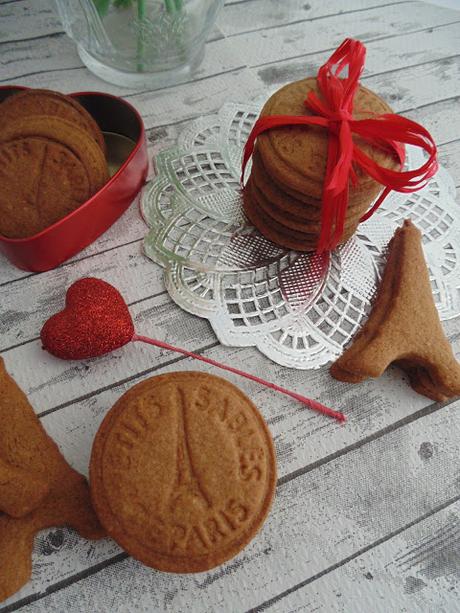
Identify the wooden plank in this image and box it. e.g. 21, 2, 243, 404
4, 4, 459, 92
1, 46, 459, 280
2, 399, 458, 611
1, 21, 459, 289
0, 2, 459, 611
0, 34, 245, 89
407, 95, 460, 146
1, 283, 459, 483
363, 55, 460, 114
438, 140, 460, 187
220, 0, 403, 37
0, 0, 62, 44
0, 240, 166, 353
232, 2, 460, 69
0, 33, 73, 83
2, 63, 254, 130
253, 499, 460, 611
0, 0, 404, 47
2, 298, 459, 492
254, 20, 460, 86
2, 21, 458, 133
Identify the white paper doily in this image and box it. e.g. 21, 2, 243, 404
141, 103, 460, 369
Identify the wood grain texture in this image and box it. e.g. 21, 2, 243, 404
2, 401, 458, 611
2, 17, 460, 286
0, 0, 63, 44
255, 499, 460, 611
0, 0, 460, 611
232, 2, 460, 68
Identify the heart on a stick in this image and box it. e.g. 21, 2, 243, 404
40, 277, 344, 421
41, 277, 134, 360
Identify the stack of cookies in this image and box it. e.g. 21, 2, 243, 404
243, 78, 399, 251
0, 89, 109, 239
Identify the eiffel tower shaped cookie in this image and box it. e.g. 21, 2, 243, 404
0, 357, 105, 602
0, 457, 49, 518
330, 220, 460, 401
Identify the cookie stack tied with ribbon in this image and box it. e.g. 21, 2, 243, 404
242, 39, 438, 253
0, 89, 109, 239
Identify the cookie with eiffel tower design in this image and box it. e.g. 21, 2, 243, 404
0, 357, 105, 603
90, 372, 277, 573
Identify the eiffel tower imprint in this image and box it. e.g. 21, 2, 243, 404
91, 372, 276, 572
169, 388, 211, 514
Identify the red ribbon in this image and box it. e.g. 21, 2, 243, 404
133, 334, 346, 422
241, 38, 438, 252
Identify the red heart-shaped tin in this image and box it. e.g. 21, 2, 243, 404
0, 87, 148, 272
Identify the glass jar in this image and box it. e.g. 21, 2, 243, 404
54, 0, 224, 89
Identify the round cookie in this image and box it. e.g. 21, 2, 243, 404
257, 77, 399, 200
251, 151, 368, 225
0, 115, 108, 193
251, 149, 323, 216
90, 372, 277, 573
250, 178, 365, 234
0, 138, 91, 238
0, 89, 106, 155
251, 149, 381, 218
269, 166, 384, 210
243, 183, 356, 251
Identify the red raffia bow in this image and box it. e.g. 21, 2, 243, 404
241, 38, 438, 252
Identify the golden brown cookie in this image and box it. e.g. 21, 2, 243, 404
330, 220, 460, 401
0, 89, 106, 155
0, 115, 108, 192
0, 137, 91, 238
251, 149, 323, 214
398, 361, 450, 403
0, 115, 110, 237
250, 176, 364, 235
257, 77, 399, 200
90, 372, 277, 573
0, 357, 105, 603
243, 180, 356, 251
251, 148, 378, 214
0, 458, 49, 518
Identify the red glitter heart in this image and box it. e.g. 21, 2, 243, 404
41, 278, 134, 360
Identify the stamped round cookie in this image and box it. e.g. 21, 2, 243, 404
0, 89, 106, 155
251, 148, 380, 215
257, 77, 399, 199
243, 182, 356, 251
0, 138, 91, 238
90, 372, 277, 573
251, 149, 323, 216
0, 115, 108, 193
250, 177, 364, 234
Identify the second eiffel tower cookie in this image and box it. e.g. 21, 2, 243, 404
89, 372, 277, 573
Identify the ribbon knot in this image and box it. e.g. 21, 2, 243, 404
241, 38, 438, 253
325, 110, 354, 122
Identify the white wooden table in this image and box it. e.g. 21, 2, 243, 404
1, 1, 460, 611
